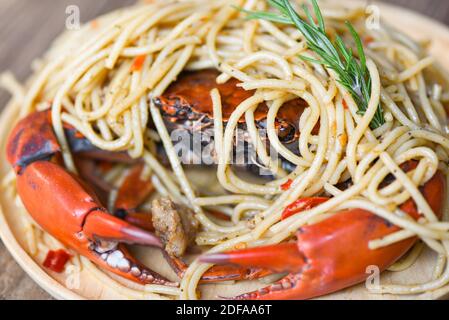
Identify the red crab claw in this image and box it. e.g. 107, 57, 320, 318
201, 171, 445, 299
6, 111, 176, 286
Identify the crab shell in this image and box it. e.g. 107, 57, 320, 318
154, 69, 311, 144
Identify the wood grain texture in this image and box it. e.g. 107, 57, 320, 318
0, 0, 448, 300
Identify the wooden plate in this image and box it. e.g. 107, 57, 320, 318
1, 0, 449, 300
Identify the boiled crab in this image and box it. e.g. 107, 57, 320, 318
5, 69, 445, 299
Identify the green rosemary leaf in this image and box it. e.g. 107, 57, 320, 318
311, 0, 325, 32
346, 22, 366, 73
235, 7, 291, 24
239, 0, 386, 129
302, 4, 317, 29
268, 0, 289, 15
299, 54, 322, 65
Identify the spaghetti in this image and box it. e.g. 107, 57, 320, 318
1, 0, 449, 300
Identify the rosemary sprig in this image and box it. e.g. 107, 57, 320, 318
242, 0, 385, 129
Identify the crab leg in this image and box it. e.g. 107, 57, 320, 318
164, 253, 272, 283
6, 111, 175, 285
113, 163, 155, 232
201, 171, 445, 299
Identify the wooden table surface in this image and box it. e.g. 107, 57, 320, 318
1, 0, 449, 300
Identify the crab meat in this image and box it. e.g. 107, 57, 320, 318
151, 198, 199, 258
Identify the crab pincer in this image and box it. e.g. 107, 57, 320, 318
6, 111, 176, 286
201, 171, 446, 299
